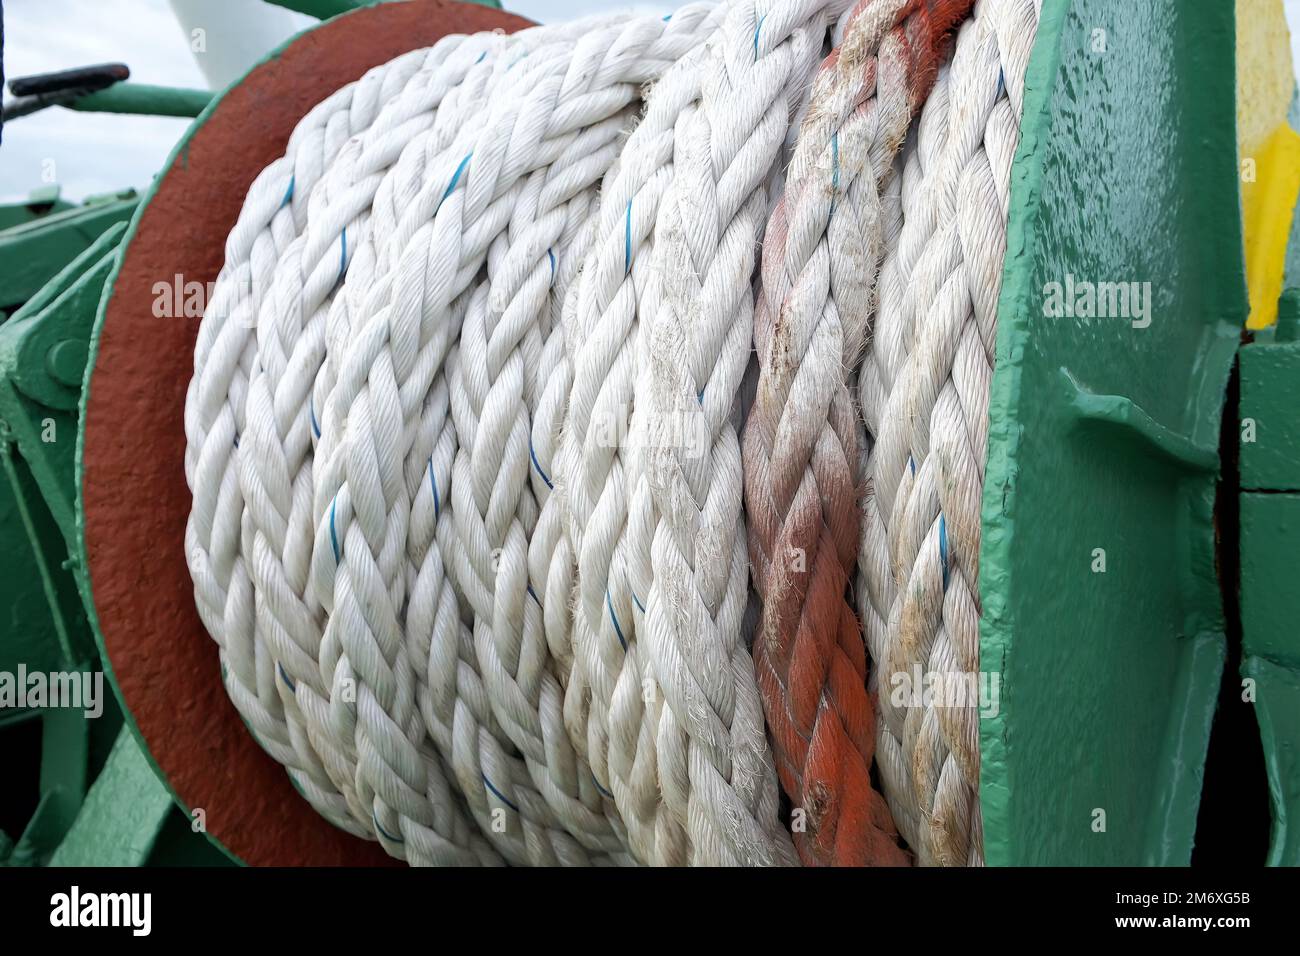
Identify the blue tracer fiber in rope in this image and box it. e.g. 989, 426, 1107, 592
483, 774, 521, 813
624, 200, 633, 274
373, 812, 404, 844
438, 153, 473, 214
606, 588, 628, 651
939, 513, 949, 592
529, 436, 554, 489
427, 458, 441, 519
330, 498, 341, 563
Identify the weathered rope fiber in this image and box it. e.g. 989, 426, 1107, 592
558, 0, 862, 868
184, 0, 1033, 867
186, 38, 501, 842
551, 42, 724, 864
857, 0, 1039, 866
313, 10, 741, 864
743, 0, 972, 867
189, 9, 731, 865
443, 4, 728, 863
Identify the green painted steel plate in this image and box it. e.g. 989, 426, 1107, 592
0, 199, 138, 314
1240, 491, 1300, 865
980, 0, 1243, 865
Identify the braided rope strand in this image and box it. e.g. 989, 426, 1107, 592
232, 29, 591, 864
743, 0, 972, 867
630, 0, 858, 866
858, 0, 1038, 866
445, 9, 727, 861
556, 42, 720, 864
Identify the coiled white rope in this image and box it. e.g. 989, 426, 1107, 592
186, 37, 502, 842
550, 42, 720, 863
186, 0, 1037, 866
189, 9, 730, 864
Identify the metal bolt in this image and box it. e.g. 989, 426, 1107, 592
45, 339, 88, 387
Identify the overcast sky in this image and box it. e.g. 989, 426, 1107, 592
1, 0, 1298, 202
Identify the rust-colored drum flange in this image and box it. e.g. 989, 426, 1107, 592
79, 0, 532, 867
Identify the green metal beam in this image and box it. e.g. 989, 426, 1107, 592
0, 437, 88, 669
0, 225, 128, 547
0, 227, 125, 718
0, 187, 73, 232
67, 83, 212, 118
1241, 653, 1300, 865
48, 728, 173, 867
265, 0, 368, 16
1238, 285, 1300, 866
1240, 296, 1300, 490
1240, 489, 1300, 866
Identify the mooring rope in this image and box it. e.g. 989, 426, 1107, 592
743, 0, 974, 867
186, 0, 1036, 866
857, 0, 1039, 866
438, 5, 727, 864
626, 0, 855, 867
186, 39, 499, 844
553, 39, 724, 863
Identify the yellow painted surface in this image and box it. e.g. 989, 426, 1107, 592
1237, 0, 1300, 329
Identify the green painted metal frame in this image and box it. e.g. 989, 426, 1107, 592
0, 213, 137, 867
980, 0, 1244, 864
47, 727, 234, 867
0, 187, 74, 232
0, 226, 127, 692
1238, 173, 1300, 870
0, 222, 224, 867
1238, 490, 1300, 865
0, 225, 120, 866
0, 197, 138, 314
46, 728, 173, 867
